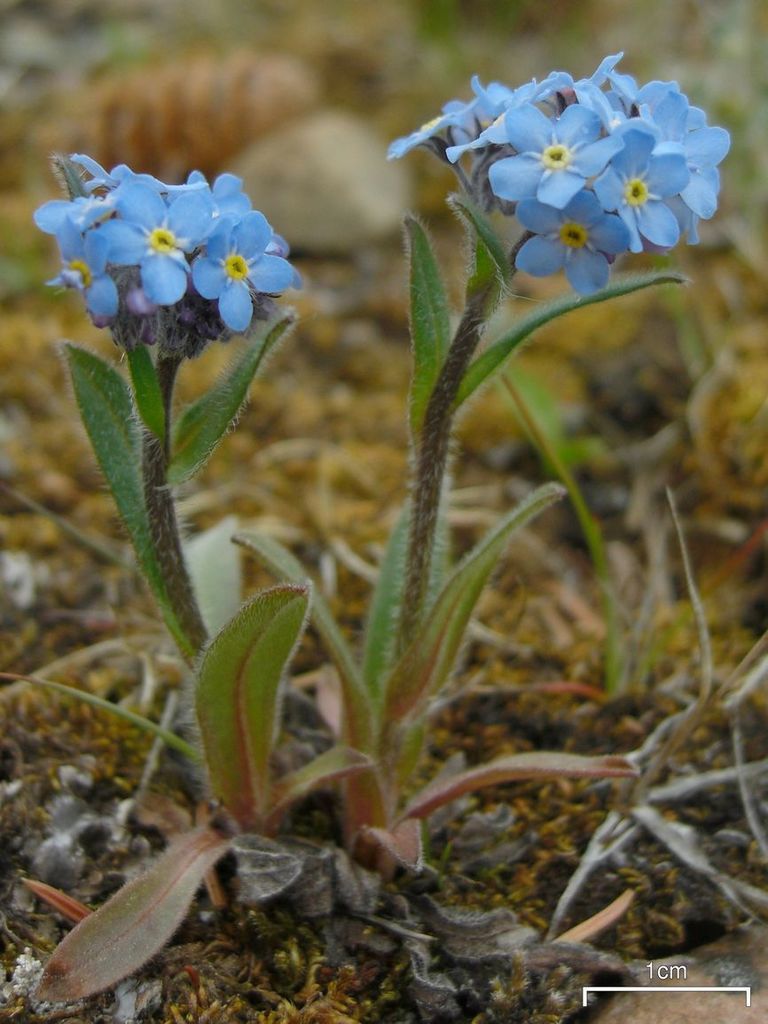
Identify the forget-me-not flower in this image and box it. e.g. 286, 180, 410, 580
99, 183, 214, 304
488, 103, 623, 209
191, 211, 296, 332
594, 128, 690, 251
388, 99, 478, 160
49, 216, 118, 317
515, 190, 630, 294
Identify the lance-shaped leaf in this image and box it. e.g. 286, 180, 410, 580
62, 344, 189, 656
168, 314, 293, 485
384, 482, 565, 721
361, 505, 409, 698
126, 344, 165, 440
448, 193, 511, 305
455, 271, 687, 410
265, 745, 372, 831
400, 751, 637, 822
405, 216, 451, 437
195, 584, 310, 829
37, 826, 232, 1003
23, 878, 92, 924
233, 530, 373, 751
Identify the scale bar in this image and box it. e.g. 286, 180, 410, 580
582, 985, 751, 1007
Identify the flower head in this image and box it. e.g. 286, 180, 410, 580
515, 190, 630, 294
192, 211, 297, 332
48, 215, 118, 317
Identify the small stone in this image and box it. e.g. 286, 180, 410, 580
232, 109, 411, 254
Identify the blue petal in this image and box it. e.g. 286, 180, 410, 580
516, 199, 563, 235
561, 189, 604, 225
573, 134, 624, 176
488, 154, 542, 201
83, 228, 110, 273
192, 257, 227, 299
85, 274, 119, 317
646, 151, 690, 197
205, 219, 235, 261
219, 280, 253, 332
554, 103, 601, 147
617, 208, 643, 252
680, 172, 718, 218
34, 200, 74, 235
232, 211, 272, 257
116, 184, 167, 229
167, 191, 215, 247
141, 256, 189, 304
635, 200, 680, 248
609, 129, 656, 177
537, 169, 585, 209
593, 167, 625, 212
565, 249, 610, 294
686, 126, 730, 168
502, 104, 552, 152
247, 254, 296, 293
97, 220, 147, 264
588, 213, 630, 254
515, 235, 565, 277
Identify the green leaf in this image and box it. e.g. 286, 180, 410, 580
63, 344, 189, 655
266, 744, 372, 829
233, 530, 373, 751
448, 193, 511, 299
195, 584, 309, 829
455, 270, 687, 410
384, 482, 565, 721
405, 216, 451, 436
400, 752, 637, 821
185, 515, 242, 634
361, 505, 410, 697
168, 314, 293, 485
36, 826, 231, 1002
126, 344, 165, 440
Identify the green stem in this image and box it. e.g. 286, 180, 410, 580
398, 234, 528, 651
141, 355, 208, 657
500, 373, 622, 691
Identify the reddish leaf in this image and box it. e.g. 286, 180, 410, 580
37, 826, 231, 1003
22, 878, 91, 924
265, 745, 372, 831
400, 752, 637, 821
362, 818, 424, 871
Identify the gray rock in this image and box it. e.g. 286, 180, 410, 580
232, 109, 411, 254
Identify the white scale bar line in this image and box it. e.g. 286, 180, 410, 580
582, 986, 751, 1007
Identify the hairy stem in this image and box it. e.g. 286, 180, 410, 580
141, 355, 208, 656
398, 234, 528, 650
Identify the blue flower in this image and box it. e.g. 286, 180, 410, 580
99, 183, 214, 304
488, 103, 623, 209
594, 129, 690, 251
388, 99, 477, 159
48, 217, 118, 317
515, 190, 630, 294
34, 193, 115, 235
184, 170, 253, 219
191, 211, 297, 332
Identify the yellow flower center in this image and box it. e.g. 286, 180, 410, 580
224, 254, 249, 281
624, 177, 649, 206
559, 222, 589, 249
148, 227, 178, 254
541, 143, 572, 170
68, 259, 92, 288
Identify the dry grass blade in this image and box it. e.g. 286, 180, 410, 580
554, 888, 634, 944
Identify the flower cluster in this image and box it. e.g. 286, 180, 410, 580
389, 54, 729, 294
35, 156, 300, 355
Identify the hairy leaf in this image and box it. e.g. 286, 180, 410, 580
37, 826, 231, 1002
405, 216, 451, 436
233, 530, 373, 751
448, 193, 511, 304
401, 752, 637, 821
455, 271, 687, 410
126, 344, 165, 440
362, 818, 424, 871
168, 314, 293, 485
266, 745, 372, 829
384, 482, 564, 721
361, 505, 410, 698
195, 584, 309, 828
63, 343, 189, 655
